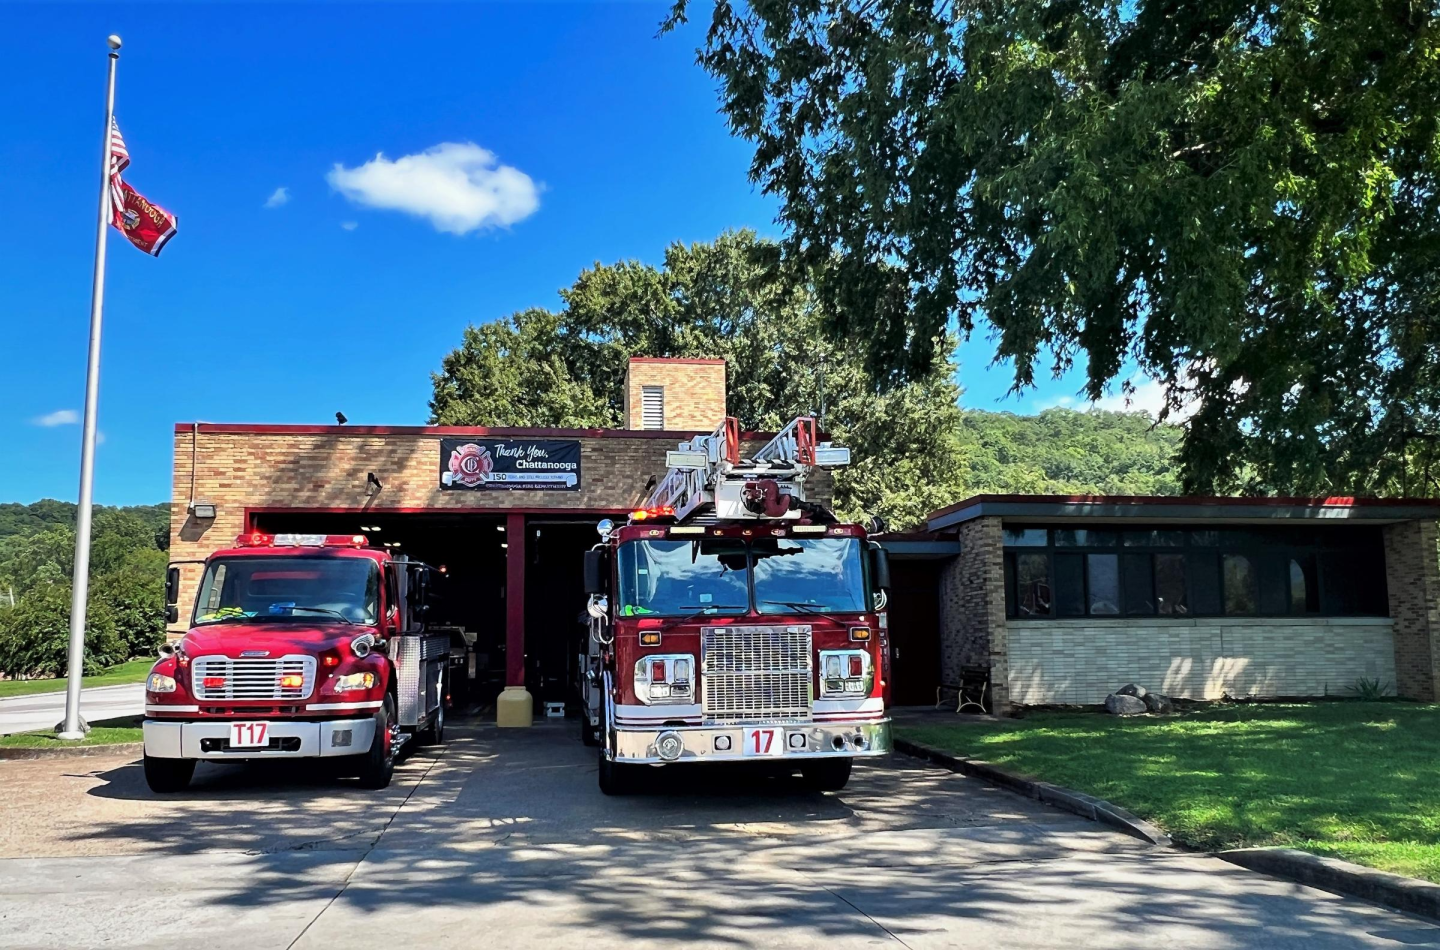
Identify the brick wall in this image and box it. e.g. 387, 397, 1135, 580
168, 426, 833, 633
623, 358, 727, 431
1383, 519, 1440, 701
1006, 617, 1397, 705
937, 517, 1010, 713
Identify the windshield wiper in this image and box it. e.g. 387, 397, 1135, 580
264, 606, 355, 624
661, 604, 747, 630
761, 600, 856, 625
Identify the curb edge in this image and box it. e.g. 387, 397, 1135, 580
893, 736, 1172, 847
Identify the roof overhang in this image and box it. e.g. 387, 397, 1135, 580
927, 494, 1440, 532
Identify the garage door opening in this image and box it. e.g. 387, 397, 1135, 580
524, 520, 606, 709
251, 511, 509, 705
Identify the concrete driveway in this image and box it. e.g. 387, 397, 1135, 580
1, 718, 1437, 949
0, 683, 144, 736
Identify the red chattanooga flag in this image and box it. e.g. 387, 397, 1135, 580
108, 119, 177, 257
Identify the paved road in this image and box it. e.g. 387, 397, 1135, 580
0, 683, 144, 736
1, 719, 1438, 949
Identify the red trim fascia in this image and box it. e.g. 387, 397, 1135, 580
626, 356, 725, 366
925, 492, 1440, 522
244, 505, 629, 529
177, 422, 773, 440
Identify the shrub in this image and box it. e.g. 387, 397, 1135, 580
0, 584, 126, 678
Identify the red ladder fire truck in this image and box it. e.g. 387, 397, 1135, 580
578, 416, 893, 794
142, 533, 449, 792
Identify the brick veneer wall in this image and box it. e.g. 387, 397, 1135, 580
1006, 617, 1396, 705
168, 426, 833, 634
1383, 519, 1440, 701
623, 358, 727, 431
937, 517, 1010, 713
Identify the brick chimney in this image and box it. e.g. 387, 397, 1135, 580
623, 357, 727, 432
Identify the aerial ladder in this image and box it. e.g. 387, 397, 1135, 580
642, 416, 851, 524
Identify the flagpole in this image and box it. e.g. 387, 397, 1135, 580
59, 34, 122, 739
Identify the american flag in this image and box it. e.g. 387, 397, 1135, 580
108, 118, 130, 213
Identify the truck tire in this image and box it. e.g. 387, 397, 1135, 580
597, 746, 635, 795
143, 754, 195, 793
579, 710, 600, 747
801, 758, 852, 792
417, 699, 445, 746
356, 694, 397, 790
595, 703, 634, 794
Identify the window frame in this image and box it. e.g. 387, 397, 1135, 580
1000, 524, 1387, 621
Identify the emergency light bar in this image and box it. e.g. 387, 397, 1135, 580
235, 532, 369, 548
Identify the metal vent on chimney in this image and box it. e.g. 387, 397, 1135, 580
641, 385, 665, 430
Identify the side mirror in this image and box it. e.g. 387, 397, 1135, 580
165, 605, 179, 624
869, 543, 892, 592
164, 566, 180, 607
583, 549, 608, 595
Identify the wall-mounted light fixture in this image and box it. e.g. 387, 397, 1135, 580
367, 473, 383, 493
189, 502, 217, 520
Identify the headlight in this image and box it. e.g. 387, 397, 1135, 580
634, 654, 696, 705
819, 650, 872, 699
146, 672, 177, 693
334, 671, 377, 692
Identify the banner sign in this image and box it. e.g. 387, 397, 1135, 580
440, 439, 582, 491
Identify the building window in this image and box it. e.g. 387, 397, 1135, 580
640, 386, 665, 430
1001, 524, 1387, 620
1014, 552, 1052, 617
1155, 553, 1188, 615
1086, 554, 1121, 615
1223, 554, 1257, 615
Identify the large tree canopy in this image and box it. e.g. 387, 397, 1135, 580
669, 0, 1440, 495
431, 231, 971, 527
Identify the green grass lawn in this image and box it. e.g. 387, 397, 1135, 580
0, 715, 143, 748
900, 702, 1440, 883
0, 658, 153, 698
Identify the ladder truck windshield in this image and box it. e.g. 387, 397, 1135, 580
578, 415, 893, 795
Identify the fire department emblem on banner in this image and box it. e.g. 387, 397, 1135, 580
445, 443, 494, 488
439, 438, 582, 491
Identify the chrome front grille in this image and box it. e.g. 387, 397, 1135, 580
191, 655, 316, 701
701, 625, 812, 722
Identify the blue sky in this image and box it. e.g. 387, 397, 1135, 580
1, 2, 1112, 507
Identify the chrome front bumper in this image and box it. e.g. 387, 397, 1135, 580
610, 719, 891, 764
142, 718, 375, 760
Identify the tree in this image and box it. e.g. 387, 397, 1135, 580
668, 0, 1440, 495
91, 548, 168, 661
0, 584, 125, 678
431, 231, 971, 527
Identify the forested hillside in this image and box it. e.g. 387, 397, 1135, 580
958, 409, 1184, 497
0, 501, 170, 548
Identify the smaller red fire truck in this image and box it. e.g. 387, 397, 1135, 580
578, 416, 893, 794
143, 533, 449, 792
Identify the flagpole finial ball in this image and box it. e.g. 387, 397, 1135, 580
106, 35, 122, 50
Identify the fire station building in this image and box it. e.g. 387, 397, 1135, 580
170, 357, 1440, 719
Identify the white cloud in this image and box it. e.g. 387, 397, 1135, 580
33, 409, 79, 427
327, 142, 540, 235
264, 187, 290, 208
1040, 374, 1199, 421
340, 221, 359, 231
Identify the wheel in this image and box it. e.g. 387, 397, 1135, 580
143, 754, 195, 793
356, 694, 398, 789
801, 757, 853, 792
597, 746, 636, 795
418, 697, 445, 746
579, 707, 600, 747
595, 702, 634, 794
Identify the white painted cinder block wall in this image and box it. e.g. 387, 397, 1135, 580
1006, 617, 1397, 705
